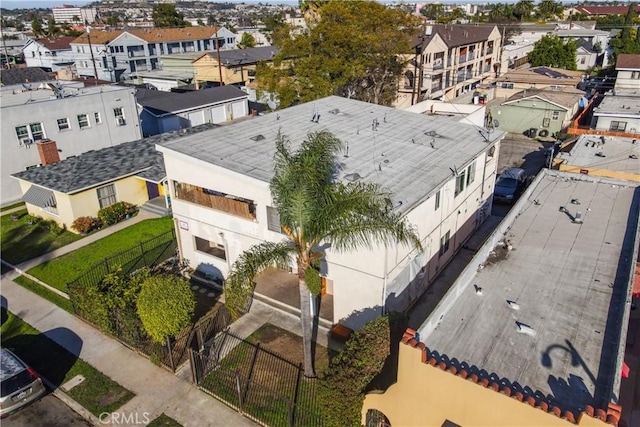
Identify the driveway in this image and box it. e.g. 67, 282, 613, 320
3, 394, 90, 427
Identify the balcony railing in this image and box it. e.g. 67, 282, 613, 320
174, 182, 256, 220
485, 48, 494, 55
128, 50, 146, 58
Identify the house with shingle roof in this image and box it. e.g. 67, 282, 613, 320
64, 27, 237, 82
397, 24, 502, 108
490, 88, 585, 137
10, 125, 216, 231
23, 37, 76, 70
493, 66, 584, 99
136, 85, 248, 136
615, 54, 640, 91
193, 46, 279, 87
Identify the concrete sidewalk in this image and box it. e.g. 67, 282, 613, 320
1, 274, 255, 427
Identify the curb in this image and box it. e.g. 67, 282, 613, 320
41, 376, 101, 426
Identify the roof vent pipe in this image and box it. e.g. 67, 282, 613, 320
516, 322, 535, 336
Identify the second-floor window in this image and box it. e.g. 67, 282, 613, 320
434, 190, 441, 211
466, 161, 476, 186
266, 206, 282, 233
57, 118, 70, 131
455, 170, 466, 197
15, 123, 45, 143
114, 107, 125, 125
77, 114, 90, 129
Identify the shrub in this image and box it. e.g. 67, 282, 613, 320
98, 202, 137, 226
137, 275, 195, 343
318, 313, 406, 427
24, 214, 41, 224
41, 219, 65, 236
71, 216, 102, 234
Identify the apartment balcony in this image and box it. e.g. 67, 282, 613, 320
456, 72, 474, 83
459, 52, 476, 63
128, 50, 146, 58
423, 62, 445, 74
174, 182, 256, 220
485, 48, 494, 55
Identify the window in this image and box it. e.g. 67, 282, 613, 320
113, 107, 125, 125
632, 71, 640, 79
552, 111, 560, 121
94, 112, 102, 124
580, 57, 586, 65
543, 118, 550, 127
610, 121, 627, 132
455, 170, 466, 197
266, 206, 282, 233
15, 123, 45, 144
439, 230, 451, 257
195, 236, 226, 260
500, 82, 514, 89
97, 184, 117, 209
434, 190, 441, 211
77, 114, 90, 129
466, 161, 476, 186
57, 118, 70, 131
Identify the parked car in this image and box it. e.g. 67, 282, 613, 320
0, 349, 46, 418
494, 168, 527, 204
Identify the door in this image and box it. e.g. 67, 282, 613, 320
188, 111, 205, 127
146, 181, 160, 200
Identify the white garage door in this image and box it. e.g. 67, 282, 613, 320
188, 111, 205, 127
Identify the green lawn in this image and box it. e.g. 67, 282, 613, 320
1, 209, 82, 266
27, 216, 174, 292
147, 413, 183, 427
1, 309, 135, 416
13, 275, 74, 313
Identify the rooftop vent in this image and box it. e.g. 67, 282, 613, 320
507, 300, 520, 310
516, 321, 535, 336
473, 284, 483, 295
250, 134, 265, 141
329, 108, 340, 114
573, 211, 583, 224
344, 173, 361, 182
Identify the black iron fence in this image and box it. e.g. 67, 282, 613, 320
67, 229, 176, 291
190, 330, 324, 427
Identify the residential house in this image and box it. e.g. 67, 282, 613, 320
192, 46, 279, 87
23, 37, 76, 70
557, 134, 640, 182
490, 88, 585, 138
65, 27, 237, 82
363, 170, 638, 427
0, 67, 52, 85
574, 39, 599, 71
590, 92, 640, 135
564, 4, 640, 19
156, 95, 505, 329
0, 82, 141, 206
556, 28, 611, 69
492, 66, 584, 100
136, 86, 249, 136
398, 24, 502, 108
614, 54, 640, 91
10, 125, 216, 231
132, 69, 196, 92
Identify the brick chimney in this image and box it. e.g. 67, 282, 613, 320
36, 140, 61, 165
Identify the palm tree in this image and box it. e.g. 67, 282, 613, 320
514, 0, 534, 22
225, 130, 422, 377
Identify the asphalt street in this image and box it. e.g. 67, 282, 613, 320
3, 394, 90, 427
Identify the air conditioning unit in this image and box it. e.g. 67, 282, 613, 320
20, 138, 33, 147
117, 117, 126, 126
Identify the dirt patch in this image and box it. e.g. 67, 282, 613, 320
95, 389, 130, 407
483, 241, 513, 267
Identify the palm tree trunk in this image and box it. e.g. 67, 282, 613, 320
299, 274, 316, 378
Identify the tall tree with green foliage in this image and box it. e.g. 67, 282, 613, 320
137, 275, 195, 343
513, 0, 534, 22
257, 0, 420, 107
420, 3, 444, 21
488, 3, 515, 23
31, 17, 43, 37
47, 17, 59, 37
528, 35, 577, 70
237, 32, 257, 49
152, 4, 189, 28
224, 131, 421, 378
536, 0, 563, 20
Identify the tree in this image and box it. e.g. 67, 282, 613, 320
72, 15, 80, 25
224, 131, 422, 377
47, 17, 59, 37
31, 17, 43, 37
152, 4, 188, 28
513, 0, 534, 22
137, 275, 195, 343
488, 3, 515, 23
420, 3, 444, 21
536, 0, 563, 21
237, 32, 257, 49
528, 35, 577, 70
197, 18, 204, 26
257, 0, 420, 107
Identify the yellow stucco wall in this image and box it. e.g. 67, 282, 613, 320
17, 176, 149, 232
361, 343, 612, 427
559, 164, 640, 182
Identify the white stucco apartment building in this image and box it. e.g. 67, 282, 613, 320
1, 82, 141, 205
157, 96, 504, 328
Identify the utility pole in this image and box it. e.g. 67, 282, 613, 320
86, 27, 99, 84
215, 25, 224, 86
1, 35, 11, 70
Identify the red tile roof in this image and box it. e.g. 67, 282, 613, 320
616, 54, 640, 70
401, 328, 620, 426
573, 5, 640, 15
36, 36, 76, 51
71, 27, 224, 45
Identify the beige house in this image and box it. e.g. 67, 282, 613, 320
491, 66, 584, 100
193, 46, 278, 87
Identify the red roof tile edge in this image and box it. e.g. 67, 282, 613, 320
401, 328, 620, 426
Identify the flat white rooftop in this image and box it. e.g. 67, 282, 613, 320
559, 134, 640, 175
421, 171, 639, 413
0, 82, 131, 108
158, 95, 504, 215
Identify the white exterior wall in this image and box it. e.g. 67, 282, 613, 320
23, 41, 71, 70
2, 86, 141, 205
593, 114, 640, 134
160, 139, 500, 329
615, 70, 640, 91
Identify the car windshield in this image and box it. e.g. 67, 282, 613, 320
496, 177, 518, 188
1, 370, 33, 397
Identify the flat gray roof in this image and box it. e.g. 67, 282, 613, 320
594, 93, 640, 116
157, 95, 504, 214
559, 134, 640, 174
0, 83, 131, 108
421, 172, 639, 413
